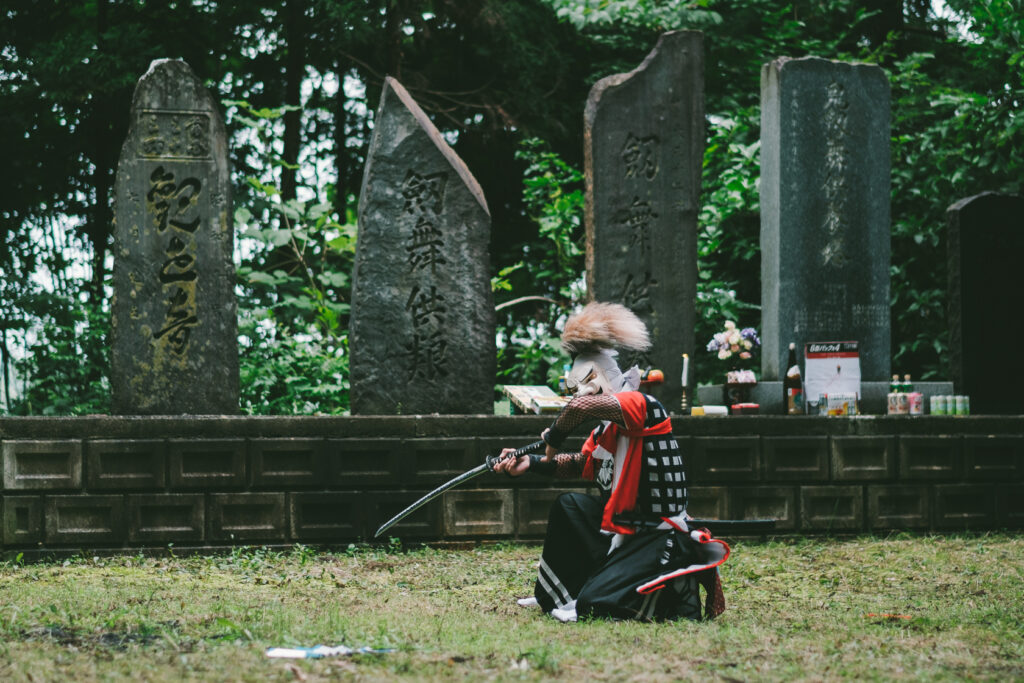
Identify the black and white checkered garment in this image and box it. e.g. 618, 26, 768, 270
635, 395, 687, 516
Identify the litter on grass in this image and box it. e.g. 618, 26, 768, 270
266, 645, 395, 659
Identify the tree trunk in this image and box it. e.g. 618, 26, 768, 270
333, 63, 348, 219
1, 328, 10, 411
281, 0, 304, 202
86, 0, 114, 302
384, 0, 403, 79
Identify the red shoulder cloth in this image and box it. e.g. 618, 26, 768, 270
581, 392, 674, 534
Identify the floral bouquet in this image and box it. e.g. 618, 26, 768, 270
707, 321, 760, 384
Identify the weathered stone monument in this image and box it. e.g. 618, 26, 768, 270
585, 30, 704, 409
760, 57, 891, 382
350, 77, 495, 415
947, 192, 1024, 414
111, 59, 239, 415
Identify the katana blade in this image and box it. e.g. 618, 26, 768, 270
374, 439, 545, 539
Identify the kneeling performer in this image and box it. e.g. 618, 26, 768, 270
494, 302, 729, 622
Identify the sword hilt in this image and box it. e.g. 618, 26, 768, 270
485, 439, 546, 470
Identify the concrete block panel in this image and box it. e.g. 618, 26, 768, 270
86, 440, 166, 490
831, 436, 896, 481
290, 492, 363, 540
250, 438, 327, 488
514, 488, 592, 537
45, 495, 125, 544
899, 436, 963, 480
997, 484, 1024, 528
3, 440, 82, 490
366, 490, 442, 539
443, 489, 514, 537
3, 496, 44, 545
169, 439, 246, 490
963, 436, 1023, 481
867, 485, 930, 529
800, 485, 863, 531
409, 438, 478, 487
691, 437, 760, 482
764, 437, 829, 481
127, 493, 204, 543
684, 486, 728, 520
933, 484, 997, 530
209, 493, 286, 542
729, 486, 796, 530
327, 438, 408, 487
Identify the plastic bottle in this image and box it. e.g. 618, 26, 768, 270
783, 343, 803, 415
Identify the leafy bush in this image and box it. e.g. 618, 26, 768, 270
228, 100, 356, 414
8, 292, 109, 416
492, 138, 587, 390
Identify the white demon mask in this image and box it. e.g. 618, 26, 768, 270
560, 302, 651, 397
566, 349, 642, 397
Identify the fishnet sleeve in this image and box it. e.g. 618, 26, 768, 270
544, 394, 625, 448
528, 451, 587, 479
553, 452, 586, 479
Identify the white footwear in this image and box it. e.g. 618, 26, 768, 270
549, 599, 578, 622
516, 596, 539, 608
550, 606, 577, 622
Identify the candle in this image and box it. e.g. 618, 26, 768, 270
681, 353, 689, 387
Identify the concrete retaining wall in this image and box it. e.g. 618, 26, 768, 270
1, 415, 1021, 556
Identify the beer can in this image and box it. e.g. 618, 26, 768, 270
929, 395, 943, 415
942, 395, 953, 415
908, 392, 924, 416
955, 395, 970, 416
887, 392, 900, 415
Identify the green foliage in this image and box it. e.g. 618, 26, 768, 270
7, 292, 109, 416
884, 5, 1024, 377
695, 109, 763, 386
493, 139, 588, 390
3, 0, 1021, 411
547, 0, 721, 32
511, 138, 586, 302
229, 100, 356, 415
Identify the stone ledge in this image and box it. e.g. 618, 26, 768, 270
3, 414, 1022, 440
0, 415, 1021, 551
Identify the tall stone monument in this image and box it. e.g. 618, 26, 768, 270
760, 57, 891, 381
585, 31, 704, 408
111, 59, 239, 415
350, 77, 495, 415
947, 192, 1024, 414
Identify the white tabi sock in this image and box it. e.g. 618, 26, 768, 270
549, 599, 577, 623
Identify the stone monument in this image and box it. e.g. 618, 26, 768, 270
947, 192, 1024, 414
585, 30, 704, 409
111, 59, 239, 415
760, 57, 891, 382
350, 77, 495, 415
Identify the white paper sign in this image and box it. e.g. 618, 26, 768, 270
804, 341, 861, 412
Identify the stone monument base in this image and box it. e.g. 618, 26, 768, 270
696, 381, 955, 415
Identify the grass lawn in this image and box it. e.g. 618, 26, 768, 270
0, 533, 1021, 681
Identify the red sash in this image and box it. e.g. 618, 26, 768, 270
581, 392, 673, 534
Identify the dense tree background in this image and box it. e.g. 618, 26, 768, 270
1, 0, 1020, 414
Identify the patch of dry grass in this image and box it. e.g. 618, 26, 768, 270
0, 534, 1021, 681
